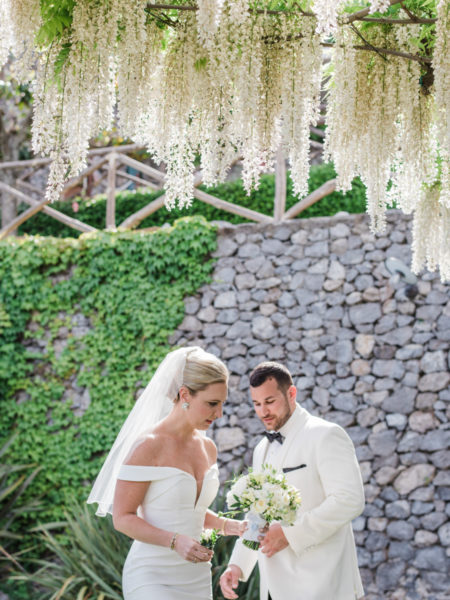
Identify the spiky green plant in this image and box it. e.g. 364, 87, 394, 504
0, 434, 41, 576
14, 502, 130, 600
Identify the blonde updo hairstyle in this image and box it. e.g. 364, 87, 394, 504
177, 349, 228, 399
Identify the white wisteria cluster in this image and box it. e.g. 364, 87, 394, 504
0, 0, 40, 81
325, 28, 399, 232
0, 0, 449, 280
368, 0, 392, 14
311, 0, 341, 35
325, 20, 449, 281
432, 0, 450, 210
31, 0, 126, 203
388, 25, 437, 214
197, 0, 224, 46
125, 7, 321, 208
412, 186, 450, 281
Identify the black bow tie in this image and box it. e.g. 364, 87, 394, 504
263, 431, 284, 444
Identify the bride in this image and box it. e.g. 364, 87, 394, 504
88, 346, 245, 599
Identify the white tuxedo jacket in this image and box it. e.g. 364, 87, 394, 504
229, 404, 365, 600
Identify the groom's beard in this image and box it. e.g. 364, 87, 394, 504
263, 397, 292, 431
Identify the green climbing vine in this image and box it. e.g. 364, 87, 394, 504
0, 217, 217, 529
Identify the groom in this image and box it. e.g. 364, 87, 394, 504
220, 361, 365, 600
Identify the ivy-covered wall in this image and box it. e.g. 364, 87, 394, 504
0, 217, 216, 525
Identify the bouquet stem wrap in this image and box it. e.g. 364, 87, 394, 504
242, 511, 267, 550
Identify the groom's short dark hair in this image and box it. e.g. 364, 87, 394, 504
249, 362, 293, 394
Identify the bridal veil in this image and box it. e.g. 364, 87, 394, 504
87, 346, 207, 516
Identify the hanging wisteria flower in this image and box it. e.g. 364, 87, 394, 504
228, 0, 250, 25
311, 0, 341, 36
387, 26, 437, 215
0, 0, 41, 80
433, 0, 450, 210
197, 0, 224, 46
368, 0, 392, 14
412, 185, 450, 282
0, 0, 448, 282
226, 464, 301, 550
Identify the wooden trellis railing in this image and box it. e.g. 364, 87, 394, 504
0, 144, 336, 239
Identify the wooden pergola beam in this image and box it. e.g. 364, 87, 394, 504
0, 191, 51, 239
341, 0, 401, 23
193, 187, 273, 224
106, 153, 117, 229
0, 182, 97, 236
118, 153, 166, 183
0, 144, 143, 170
283, 179, 336, 220
116, 170, 162, 190
119, 194, 167, 229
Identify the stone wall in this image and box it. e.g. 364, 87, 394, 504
170, 210, 450, 600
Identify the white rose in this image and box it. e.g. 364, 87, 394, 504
281, 492, 291, 506
253, 497, 268, 514
201, 529, 213, 542
256, 486, 268, 502
271, 488, 284, 505
226, 490, 236, 508
231, 475, 249, 498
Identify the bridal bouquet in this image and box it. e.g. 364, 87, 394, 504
226, 464, 301, 550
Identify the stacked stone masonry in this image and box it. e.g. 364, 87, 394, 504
170, 210, 450, 600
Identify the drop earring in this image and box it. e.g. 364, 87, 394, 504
182, 402, 189, 411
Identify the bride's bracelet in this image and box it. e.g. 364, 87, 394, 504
220, 518, 229, 535
169, 532, 178, 550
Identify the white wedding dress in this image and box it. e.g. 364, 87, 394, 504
118, 463, 220, 600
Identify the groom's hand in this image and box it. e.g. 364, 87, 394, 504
259, 523, 289, 557
220, 564, 242, 599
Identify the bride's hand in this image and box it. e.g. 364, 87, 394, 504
174, 534, 213, 563
223, 518, 247, 537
